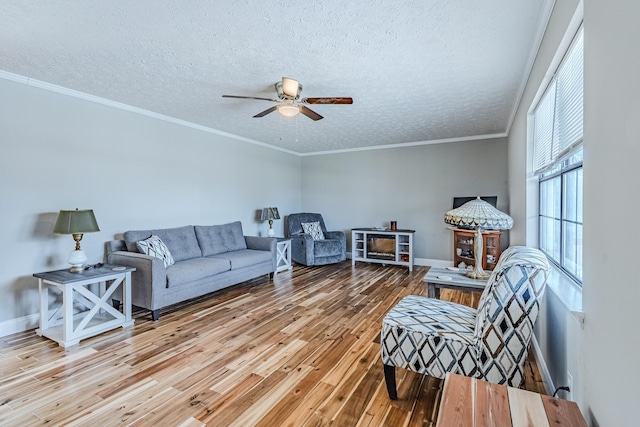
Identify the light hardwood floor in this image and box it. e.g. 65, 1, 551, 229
0, 262, 545, 426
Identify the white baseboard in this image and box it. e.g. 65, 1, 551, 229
531, 335, 554, 395
414, 258, 451, 268
347, 252, 451, 268
0, 313, 39, 338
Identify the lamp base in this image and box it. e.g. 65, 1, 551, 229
465, 269, 491, 280
68, 249, 87, 273
465, 228, 490, 280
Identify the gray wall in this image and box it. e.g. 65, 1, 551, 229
300, 139, 509, 262
583, 0, 640, 425
509, 0, 640, 425
0, 77, 301, 329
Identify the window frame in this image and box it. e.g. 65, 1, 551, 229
538, 150, 583, 284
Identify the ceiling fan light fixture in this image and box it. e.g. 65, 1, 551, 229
277, 103, 300, 117
281, 77, 300, 98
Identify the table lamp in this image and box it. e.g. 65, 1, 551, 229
53, 209, 100, 272
444, 197, 513, 280
260, 207, 280, 237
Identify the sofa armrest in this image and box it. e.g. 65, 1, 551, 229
107, 251, 167, 310
245, 235, 275, 251
245, 236, 277, 272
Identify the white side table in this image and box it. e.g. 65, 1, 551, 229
275, 238, 292, 273
33, 264, 135, 347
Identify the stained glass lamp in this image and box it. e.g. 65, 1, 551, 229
444, 197, 513, 279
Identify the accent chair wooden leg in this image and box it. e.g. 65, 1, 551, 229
384, 364, 398, 400
151, 309, 160, 321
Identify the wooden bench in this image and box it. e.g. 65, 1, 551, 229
436, 373, 587, 427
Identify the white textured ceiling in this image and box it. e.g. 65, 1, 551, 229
0, 1, 553, 154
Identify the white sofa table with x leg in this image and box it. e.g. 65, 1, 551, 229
34, 264, 135, 347
275, 237, 292, 273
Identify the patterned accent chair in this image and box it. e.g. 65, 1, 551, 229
380, 246, 550, 399
287, 213, 346, 266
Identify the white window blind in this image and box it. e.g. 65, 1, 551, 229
533, 81, 556, 172
533, 27, 583, 173
556, 30, 584, 153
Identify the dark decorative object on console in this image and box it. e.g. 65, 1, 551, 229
452, 196, 497, 209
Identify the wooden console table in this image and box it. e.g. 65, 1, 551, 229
437, 373, 587, 427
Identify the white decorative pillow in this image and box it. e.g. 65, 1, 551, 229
301, 221, 325, 241
136, 235, 175, 267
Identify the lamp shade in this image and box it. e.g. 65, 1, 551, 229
260, 207, 280, 221
444, 197, 513, 230
53, 209, 100, 234
281, 77, 301, 98
277, 103, 300, 117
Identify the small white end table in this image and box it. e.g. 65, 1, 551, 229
275, 237, 292, 273
33, 264, 135, 347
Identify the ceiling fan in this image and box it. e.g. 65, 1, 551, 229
222, 77, 353, 121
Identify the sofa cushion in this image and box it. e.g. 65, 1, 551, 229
165, 257, 231, 288
210, 249, 272, 270
195, 221, 247, 256
136, 235, 175, 268
125, 226, 202, 262
301, 221, 325, 241
123, 229, 152, 252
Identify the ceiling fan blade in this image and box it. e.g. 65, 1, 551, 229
253, 106, 278, 118
299, 106, 324, 121
302, 97, 353, 105
222, 95, 279, 102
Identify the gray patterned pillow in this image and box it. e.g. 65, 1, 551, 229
301, 221, 325, 241
136, 235, 175, 267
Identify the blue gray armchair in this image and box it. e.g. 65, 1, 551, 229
287, 213, 346, 266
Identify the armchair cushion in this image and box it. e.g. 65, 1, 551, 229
301, 221, 325, 241
313, 239, 343, 257
382, 296, 477, 378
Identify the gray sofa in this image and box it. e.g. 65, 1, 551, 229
105, 221, 276, 320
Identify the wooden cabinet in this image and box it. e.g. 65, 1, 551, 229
352, 228, 415, 272
450, 228, 501, 271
